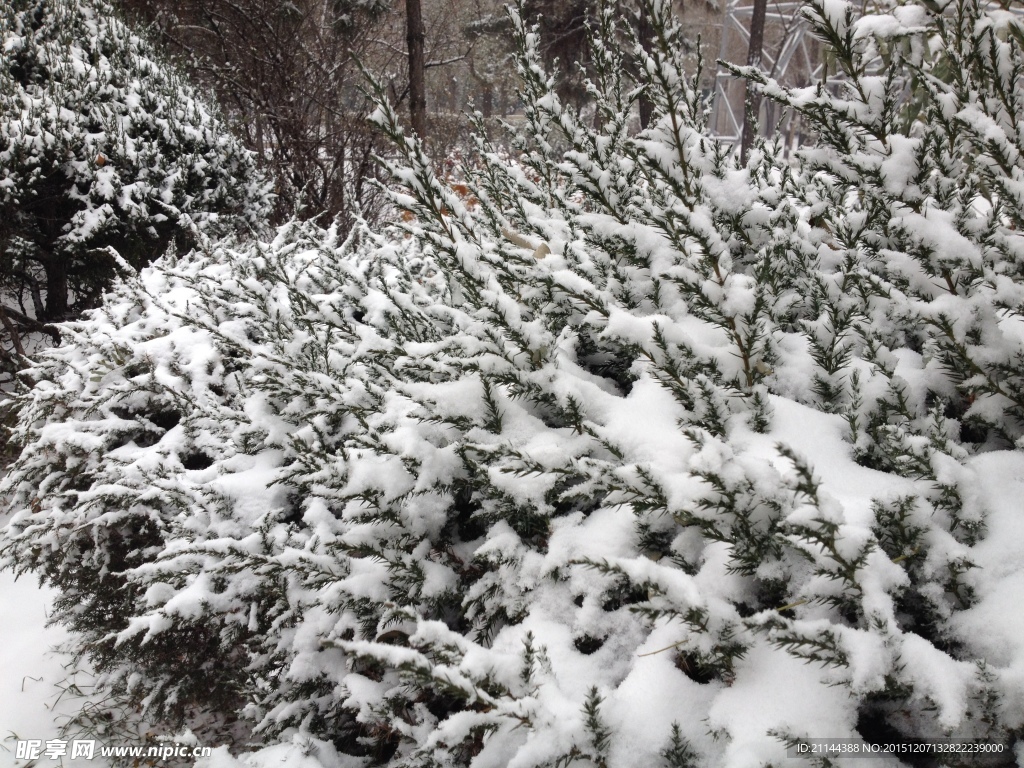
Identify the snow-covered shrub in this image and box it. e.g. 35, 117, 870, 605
3, 0, 1024, 765
0, 0, 269, 368
741, 0, 1024, 451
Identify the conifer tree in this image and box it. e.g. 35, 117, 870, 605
0, 0, 269, 372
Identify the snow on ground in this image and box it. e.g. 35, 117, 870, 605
0, 567, 111, 768
0, 499, 113, 768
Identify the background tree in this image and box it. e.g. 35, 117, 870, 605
118, 0, 391, 227
739, 0, 767, 163
518, 0, 595, 106
406, 0, 428, 137
0, 0, 268, 377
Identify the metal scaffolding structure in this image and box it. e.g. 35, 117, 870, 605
709, 0, 826, 145
708, 0, 1024, 147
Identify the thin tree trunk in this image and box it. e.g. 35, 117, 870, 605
740, 0, 768, 165
482, 86, 493, 119
406, 0, 427, 139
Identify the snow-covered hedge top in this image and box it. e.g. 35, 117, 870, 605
3, 0, 1024, 766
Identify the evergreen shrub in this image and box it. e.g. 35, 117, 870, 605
0, 0, 269, 371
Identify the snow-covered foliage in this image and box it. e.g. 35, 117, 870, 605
3, 0, 1024, 765
739, 0, 1024, 451
0, 0, 269, 351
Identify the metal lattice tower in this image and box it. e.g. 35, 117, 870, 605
709, 0, 826, 145
708, 0, 1024, 148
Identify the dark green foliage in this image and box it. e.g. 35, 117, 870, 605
0, 0, 268, 373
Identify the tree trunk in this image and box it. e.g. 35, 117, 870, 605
740, 0, 768, 165
44, 258, 68, 322
482, 86, 493, 119
406, 0, 427, 139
